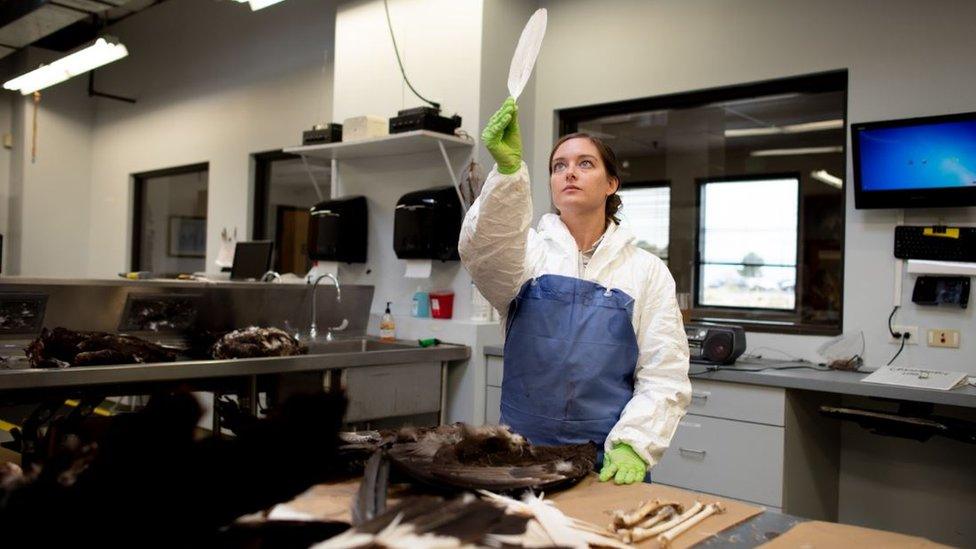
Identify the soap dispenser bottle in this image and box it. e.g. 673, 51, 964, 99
412, 286, 430, 318
380, 302, 396, 342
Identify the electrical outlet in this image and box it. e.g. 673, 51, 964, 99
890, 325, 918, 344
927, 329, 960, 348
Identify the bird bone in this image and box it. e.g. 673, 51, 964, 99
624, 501, 703, 543
656, 501, 726, 547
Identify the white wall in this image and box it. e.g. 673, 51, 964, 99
331, 0, 484, 320
5, 49, 93, 277
85, 0, 336, 277
530, 1, 976, 543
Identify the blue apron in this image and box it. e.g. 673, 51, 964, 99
501, 274, 640, 463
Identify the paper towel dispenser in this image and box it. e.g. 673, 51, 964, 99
394, 186, 462, 261
308, 195, 367, 263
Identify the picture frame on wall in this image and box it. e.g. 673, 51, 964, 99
167, 216, 206, 258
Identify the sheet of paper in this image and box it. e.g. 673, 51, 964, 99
861, 365, 967, 391
215, 238, 235, 268
404, 259, 432, 279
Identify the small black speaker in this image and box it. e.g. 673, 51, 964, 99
685, 323, 747, 365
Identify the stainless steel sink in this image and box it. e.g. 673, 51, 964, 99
307, 338, 416, 354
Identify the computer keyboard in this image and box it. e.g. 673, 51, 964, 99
894, 225, 976, 262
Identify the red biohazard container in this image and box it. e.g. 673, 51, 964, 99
429, 291, 455, 319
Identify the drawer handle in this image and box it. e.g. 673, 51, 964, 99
691, 391, 710, 402
679, 447, 707, 458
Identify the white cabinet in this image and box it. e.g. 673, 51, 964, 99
655, 415, 785, 507
653, 380, 840, 520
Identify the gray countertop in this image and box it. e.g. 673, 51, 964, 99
484, 346, 976, 408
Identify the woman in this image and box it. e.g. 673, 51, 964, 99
459, 98, 691, 485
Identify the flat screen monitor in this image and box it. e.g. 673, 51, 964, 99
852, 111, 976, 209
230, 240, 274, 280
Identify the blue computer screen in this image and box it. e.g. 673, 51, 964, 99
857, 119, 976, 191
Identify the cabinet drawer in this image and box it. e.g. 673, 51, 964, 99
346, 362, 441, 421
688, 380, 784, 426
486, 355, 504, 387
486, 386, 501, 425
653, 415, 784, 507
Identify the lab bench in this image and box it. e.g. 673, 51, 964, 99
483, 346, 976, 522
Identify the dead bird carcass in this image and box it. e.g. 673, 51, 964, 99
386, 424, 597, 492
25, 327, 178, 368
210, 326, 308, 359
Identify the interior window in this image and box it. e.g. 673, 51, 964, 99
560, 71, 847, 335
131, 164, 209, 273
252, 151, 331, 276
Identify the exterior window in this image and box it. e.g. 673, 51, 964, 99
618, 183, 670, 262
698, 176, 798, 310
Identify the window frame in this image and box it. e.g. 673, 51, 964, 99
130, 162, 210, 272
557, 70, 848, 336
694, 172, 802, 315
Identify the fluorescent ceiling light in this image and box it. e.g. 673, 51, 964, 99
234, 0, 286, 10
750, 146, 843, 157
3, 37, 128, 95
811, 169, 843, 189
725, 119, 844, 138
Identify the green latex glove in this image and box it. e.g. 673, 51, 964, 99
482, 97, 522, 174
599, 443, 647, 485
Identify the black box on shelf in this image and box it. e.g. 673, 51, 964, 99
302, 123, 343, 145
389, 107, 461, 136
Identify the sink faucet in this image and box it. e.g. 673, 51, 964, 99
309, 273, 342, 341
261, 270, 281, 282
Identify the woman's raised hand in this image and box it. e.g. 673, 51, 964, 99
482, 97, 522, 174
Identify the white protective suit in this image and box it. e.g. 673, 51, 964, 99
459, 162, 691, 467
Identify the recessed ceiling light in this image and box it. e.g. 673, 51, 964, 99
750, 146, 843, 157
726, 119, 844, 138
811, 169, 844, 188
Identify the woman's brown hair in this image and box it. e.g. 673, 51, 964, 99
548, 132, 623, 224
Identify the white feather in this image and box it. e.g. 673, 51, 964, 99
521, 493, 587, 549
506, 8, 547, 100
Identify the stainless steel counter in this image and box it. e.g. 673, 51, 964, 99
0, 338, 469, 392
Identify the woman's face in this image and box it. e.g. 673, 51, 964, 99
549, 137, 619, 218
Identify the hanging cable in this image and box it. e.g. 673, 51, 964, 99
31, 92, 40, 163
887, 334, 907, 366
383, 0, 440, 110
887, 305, 901, 338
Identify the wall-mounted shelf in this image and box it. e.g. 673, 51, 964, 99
283, 130, 476, 208
283, 130, 473, 161
907, 259, 976, 277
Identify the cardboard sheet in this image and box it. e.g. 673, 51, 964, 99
759, 520, 952, 548
275, 479, 360, 523
551, 474, 763, 548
